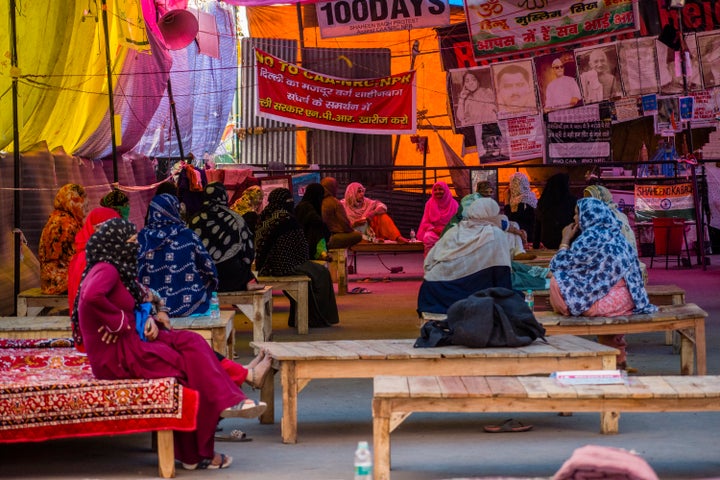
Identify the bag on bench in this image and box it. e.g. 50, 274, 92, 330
415, 287, 546, 348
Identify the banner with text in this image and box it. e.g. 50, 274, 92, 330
316, 0, 451, 38
546, 104, 611, 164
254, 49, 416, 135
634, 183, 696, 222
464, 0, 637, 61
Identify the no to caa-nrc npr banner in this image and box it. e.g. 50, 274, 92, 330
634, 183, 696, 222
316, 0, 451, 38
254, 49, 416, 135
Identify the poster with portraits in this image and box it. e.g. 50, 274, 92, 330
491, 60, 538, 120
447, 67, 497, 130
476, 123, 510, 164
535, 52, 582, 112
655, 96, 682, 135
617, 37, 659, 96
575, 44, 623, 104
656, 33, 702, 94
697, 32, 720, 89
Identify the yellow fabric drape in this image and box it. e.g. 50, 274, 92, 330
0, 0, 130, 153
245, 5, 476, 183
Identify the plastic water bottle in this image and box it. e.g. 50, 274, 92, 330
409, 229, 416, 242
209, 291, 220, 319
353, 441, 373, 480
524, 289, 534, 312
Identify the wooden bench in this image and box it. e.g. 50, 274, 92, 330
256, 275, 310, 334
328, 248, 348, 295
0, 311, 235, 357
250, 336, 618, 443
536, 303, 707, 375
16, 287, 68, 316
372, 374, 720, 480
217, 286, 273, 345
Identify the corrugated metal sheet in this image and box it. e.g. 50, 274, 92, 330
302, 47, 392, 186
239, 38, 298, 166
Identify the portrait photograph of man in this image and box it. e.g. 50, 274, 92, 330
491, 60, 538, 119
575, 44, 623, 103
536, 53, 582, 112
697, 32, 720, 89
479, 123, 510, 164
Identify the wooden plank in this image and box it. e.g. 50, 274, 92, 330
407, 376, 442, 398
486, 377, 527, 397
374, 376, 410, 397
664, 376, 720, 398
436, 375, 469, 398
458, 376, 492, 397
631, 377, 679, 399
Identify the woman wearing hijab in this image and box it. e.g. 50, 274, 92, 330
256, 188, 339, 328
138, 194, 218, 317
584, 184, 637, 252
320, 177, 362, 249
341, 182, 408, 243
231, 185, 264, 235
74, 218, 265, 471
100, 188, 130, 220
417, 181, 459, 255
533, 173, 577, 249
550, 198, 656, 369
504, 172, 537, 244
39, 183, 87, 295
189, 182, 260, 292
418, 197, 512, 314
295, 183, 332, 261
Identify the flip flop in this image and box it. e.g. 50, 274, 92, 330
349, 287, 372, 294
221, 399, 267, 419
215, 429, 252, 442
483, 418, 533, 433
182, 453, 233, 470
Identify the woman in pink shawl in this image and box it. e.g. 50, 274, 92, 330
341, 182, 408, 242
417, 181, 459, 254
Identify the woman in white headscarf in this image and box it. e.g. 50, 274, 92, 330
504, 172, 537, 245
418, 197, 512, 314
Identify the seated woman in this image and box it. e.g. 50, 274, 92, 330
256, 188, 339, 328
100, 188, 130, 220
138, 193, 218, 317
533, 173, 576, 249
295, 183, 332, 261
418, 196, 512, 314
584, 184, 637, 252
416, 181, 459, 255
549, 198, 656, 369
231, 185, 264, 235
39, 183, 87, 295
504, 172, 537, 246
320, 177, 362, 249
341, 182, 408, 243
189, 182, 260, 292
74, 218, 266, 471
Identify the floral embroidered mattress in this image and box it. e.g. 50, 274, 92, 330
0, 338, 198, 443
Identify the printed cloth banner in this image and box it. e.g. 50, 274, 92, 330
634, 183, 696, 222
499, 115, 544, 162
464, 0, 636, 61
254, 49, 416, 135
316, 0, 451, 38
546, 104, 611, 164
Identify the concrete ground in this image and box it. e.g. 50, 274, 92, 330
2, 251, 720, 479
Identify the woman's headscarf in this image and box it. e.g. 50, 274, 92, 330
100, 188, 130, 220
54, 183, 87, 223
584, 185, 637, 252
71, 218, 141, 346
550, 198, 655, 316
341, 182, 384, 224
424, 197, 510, 281
256, 188, 295, 254
255, 188, 308, 274
508, 172, 537, 212
231, 185, 263, 216
297, 183, 325, 216
418, 181, 459, 239
139, 193, 187, 251
189, 182, 252, 264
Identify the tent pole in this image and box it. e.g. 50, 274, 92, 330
100, 0, 120, 182
9, 0, 21, 315
167, 79, 185, 161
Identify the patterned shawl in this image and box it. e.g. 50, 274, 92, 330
550, 198, 655, 316
255, 188, 308, 275
138, 194, 217, 316
189, 182, 254, 265
508, 172, 537, 212
584, 184, 637, 251
341, 182, 385, 224
71, 218, 141, 346
231, 185, 263, 216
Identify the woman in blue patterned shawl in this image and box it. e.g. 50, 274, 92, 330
549, 197, 656, 369
138, 193, 218, 317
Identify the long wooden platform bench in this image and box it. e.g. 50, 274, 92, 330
250, 336, 618, 443
372, 374, 720, 480
256, 275, 310, 334
535, 303, 707, 375
16, 287, 68, 316
217, 286, 273, 345
0, 311, 236, 358
0, 339, 198, 478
